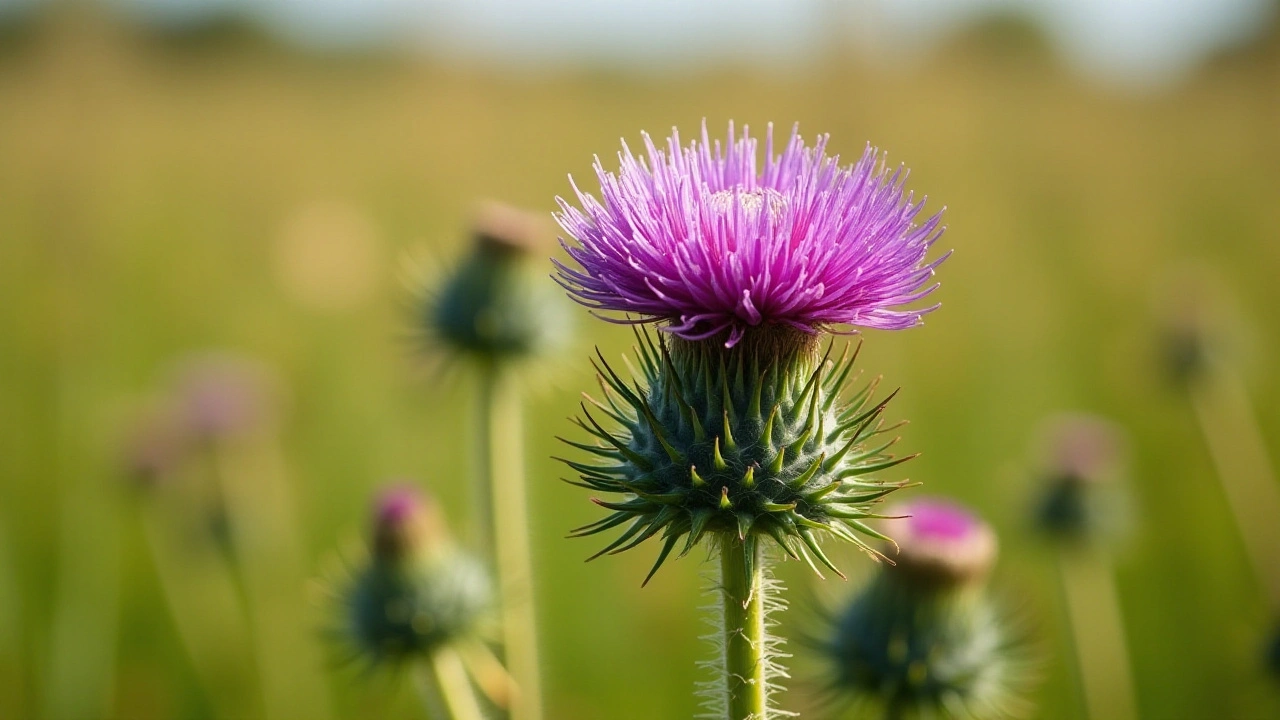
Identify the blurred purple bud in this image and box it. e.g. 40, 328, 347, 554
372, 484, 448, 563
120, 403, 190, 488
884, 497, 998, 587
1040, 413, 1127, 486
472, 199, 553, 256
171, 352, 278, 439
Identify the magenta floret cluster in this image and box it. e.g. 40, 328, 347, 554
554, 122, 948, 346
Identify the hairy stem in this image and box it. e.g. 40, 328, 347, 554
720, 542, 769, 720
478, 363, 544, 720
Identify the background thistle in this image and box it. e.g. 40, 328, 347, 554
428, 200, 573, 363
821, 499, 1031, 720
341, 486, 493, 668
331, 485, 507, 720
566, 329, 911, 585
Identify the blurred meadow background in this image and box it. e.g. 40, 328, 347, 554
2, 0, 1280, 718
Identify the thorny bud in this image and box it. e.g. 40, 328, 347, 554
430, 200, 572, 361
340, 485, 492, 667
823, 499, 1030, 719
1031, 413, 1129, 544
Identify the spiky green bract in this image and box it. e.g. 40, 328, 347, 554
563, 327, 911, 585
342, 548, 493, 669
824, 572, 1028, 719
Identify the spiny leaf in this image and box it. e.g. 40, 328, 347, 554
578, 405, 654, 471
642, 533, 682, 587
839, 453, 920, 478
798, 527, 845, 579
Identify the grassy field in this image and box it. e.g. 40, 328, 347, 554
2, 8, 1280, 719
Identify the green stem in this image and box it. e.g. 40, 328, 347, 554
1057, 549, 1137, 720
478, 363, 544, 720
720, 542, 768, 720
425, 648, 488, 720
207, 442, 333, 720
1190, 369, 1280, 608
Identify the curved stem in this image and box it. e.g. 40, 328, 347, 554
720, 542, 768, 720
426, 648, 488, 720
478, 362, 544, 720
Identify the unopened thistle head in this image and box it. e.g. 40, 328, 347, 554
557, 123, 948, 582
823, 499, 1029, 719
555, 121, 948, 348
428, 200, 573, 362
1031, 414, 1129, 544
338, 485, 492, 668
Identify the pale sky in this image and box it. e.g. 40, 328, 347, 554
6, 0, 1275, 86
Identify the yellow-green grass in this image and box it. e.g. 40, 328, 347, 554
1, 11, 1278, 719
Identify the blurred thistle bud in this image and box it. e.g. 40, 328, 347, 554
1160, 303, 1213, 386
888, 498, 998, 589
371, 484, 449, 564
427, 200, 572, 362
340, 485, 492, 667
1153, 268, 1249, 388
171, 352, 278, 441
1031, 413, 1130, 545
822, 498, 1029, 718
119, 401, 191, 490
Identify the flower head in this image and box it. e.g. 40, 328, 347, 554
555, 122, 947, 347
425, 200, 574, 362
334, 485, 492, 669
888, 498, 998, 588
822, 498, 1033, 719
1031, 413, 1130, 544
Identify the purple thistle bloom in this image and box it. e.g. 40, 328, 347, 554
554, 121, 949, 347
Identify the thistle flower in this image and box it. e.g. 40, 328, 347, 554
557, 122, 947, 719
554, 121, 947, 348
428, 200, 573, 362
338, 485, 493, 668
1031, 414, 1129, 544
823, 499, 1029, 719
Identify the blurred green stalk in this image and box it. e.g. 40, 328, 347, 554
477, 363, 543, 720
137, 502, 256, 718
432, 648, 489, 720
1057, 550, 1137, 720
1189, 368, 1280, 608
207, 441, 334, 720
